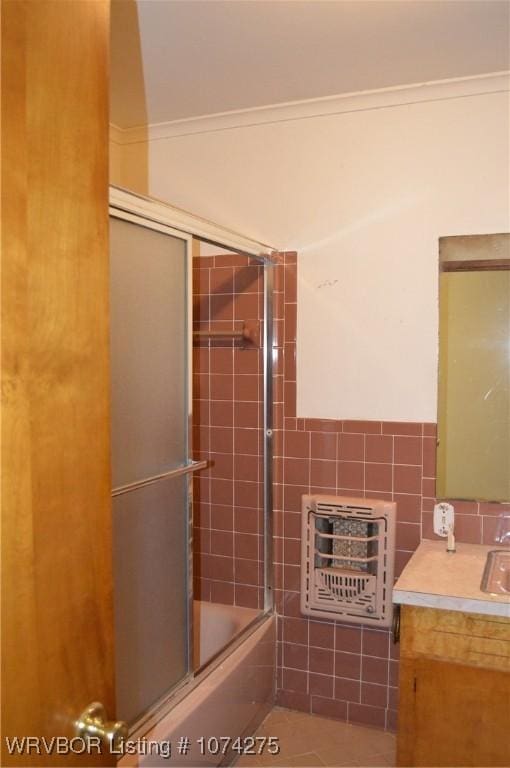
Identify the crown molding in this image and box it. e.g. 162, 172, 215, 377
111, 71, 510, 145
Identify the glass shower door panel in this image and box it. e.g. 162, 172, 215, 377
113, 475, 188, 724
109, 214, 190, 725
109, 217, 188, 488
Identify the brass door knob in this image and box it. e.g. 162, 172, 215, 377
75, 702, 128, 751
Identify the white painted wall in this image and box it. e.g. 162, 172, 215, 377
139, 88, 509, 422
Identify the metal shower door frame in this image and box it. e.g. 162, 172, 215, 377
108, 185, 276, 734
108, 203, 196, 702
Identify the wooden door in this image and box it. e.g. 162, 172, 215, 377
398, 657, 510, 767
1, 1, 115, 765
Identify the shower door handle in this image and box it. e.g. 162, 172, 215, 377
112, 459, 209, 497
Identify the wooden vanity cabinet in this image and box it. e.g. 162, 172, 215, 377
397, 605, 510, 767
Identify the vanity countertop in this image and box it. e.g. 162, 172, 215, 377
393, 539, 510, 618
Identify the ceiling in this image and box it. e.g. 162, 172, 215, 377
110, 0, 510, 129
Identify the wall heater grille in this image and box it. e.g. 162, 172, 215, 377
300, 495, 396, 627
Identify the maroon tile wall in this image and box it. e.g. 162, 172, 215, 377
272, 252, 508, 732
192, 254, 265, 609
192, 249, 509, 730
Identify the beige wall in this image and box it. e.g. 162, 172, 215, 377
114, 86, 510, 422
109, 134, 148, 193
109, 137, 123, 186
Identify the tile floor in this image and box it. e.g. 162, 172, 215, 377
236, 707, 396, 767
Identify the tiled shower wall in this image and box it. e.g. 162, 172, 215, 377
192, 254, 265, 609
272, 252, 509, 731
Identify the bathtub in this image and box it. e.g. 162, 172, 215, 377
194, 601, 261, 668
119, 602, 275, 767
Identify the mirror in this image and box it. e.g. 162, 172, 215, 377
437, 233, 510, 502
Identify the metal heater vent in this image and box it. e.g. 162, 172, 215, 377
300, 494, 396, 627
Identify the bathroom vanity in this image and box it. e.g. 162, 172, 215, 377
393, 540, 510, 768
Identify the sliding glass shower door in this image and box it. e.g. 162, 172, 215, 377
109, 212, 193, 725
